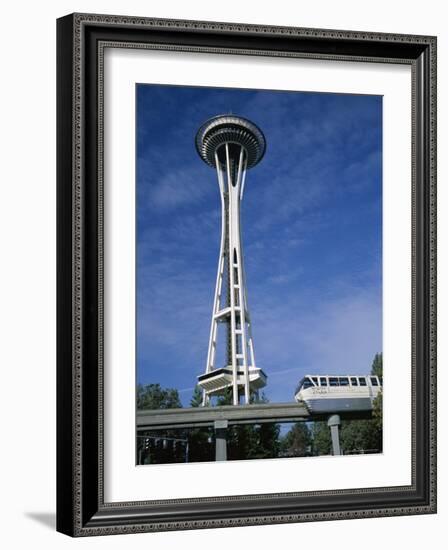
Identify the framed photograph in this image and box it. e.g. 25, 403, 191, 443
57, 13, 437, 536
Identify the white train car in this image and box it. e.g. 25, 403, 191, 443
294, 375, 382, 414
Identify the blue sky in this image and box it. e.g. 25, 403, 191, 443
136, 84, 382, 406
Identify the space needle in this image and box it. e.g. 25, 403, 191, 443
196, 115, 268, 406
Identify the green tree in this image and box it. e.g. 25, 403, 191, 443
190, 385, 205, 408
137, 383, 182, 410
340, 419, 380, 453
187, 386, 214, 462
371, 353, 383, 378
340, 352, 383, 454
371, 352, 383, 448
216, 386, 235, 407
246, 392, 281, 459
215, 389, 281, 460
280, 422, 311, 457
136, 384, 185, 465
310, 421, 332, 455
372, 391, 382, 433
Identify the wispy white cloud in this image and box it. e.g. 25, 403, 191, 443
140, 165, 212, 211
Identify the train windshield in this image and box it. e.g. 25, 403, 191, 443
295, 376, 314, 393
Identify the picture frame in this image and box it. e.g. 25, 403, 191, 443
56, 12, 437, 536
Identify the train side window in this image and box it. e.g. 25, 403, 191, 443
370, 377, 379, 386
339, 377, 349, 386
320, 377, 328, 386
359, 377, 367, 386
350, 377, 358, 386
312, 377, 319, 385
329, 377, 339, 386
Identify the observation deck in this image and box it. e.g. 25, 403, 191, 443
195, 115, 266, 168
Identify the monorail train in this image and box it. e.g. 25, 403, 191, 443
295, 374, 382, 414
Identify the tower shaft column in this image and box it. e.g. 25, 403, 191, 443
225, 144, 250, 405
196, 115, 267, 406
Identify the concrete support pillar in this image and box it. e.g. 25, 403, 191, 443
328, 414, 342, 456
214, 419, 228, 461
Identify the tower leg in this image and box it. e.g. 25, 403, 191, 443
214, 420, 228, 461
232, 376, 238, 406
328, 414, 342, 456
202, 389, 209, 407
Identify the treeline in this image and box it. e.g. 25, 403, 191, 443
137, 353, 383, 464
